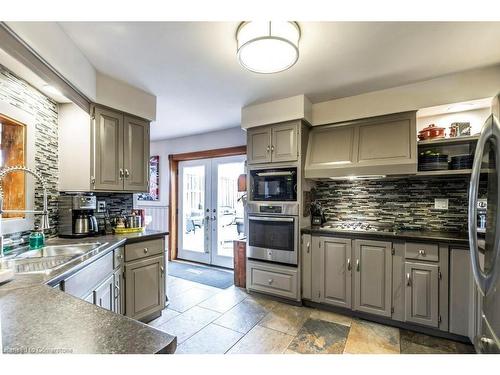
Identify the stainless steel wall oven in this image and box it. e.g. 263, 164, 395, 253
247, 203, 298, 266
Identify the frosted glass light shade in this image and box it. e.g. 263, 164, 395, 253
236, 21, 300, 74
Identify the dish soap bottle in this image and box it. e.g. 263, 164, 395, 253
29, 225, 45, 250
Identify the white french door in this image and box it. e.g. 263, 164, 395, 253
178, 155, 246, 268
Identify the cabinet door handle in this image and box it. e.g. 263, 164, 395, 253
418, 249, 426, 256
160, 266, 165, 275
119, 169, 124, 180
266, 145, 270, 153
271, 145, 275, 153
306, 242, 310, 253
356, 259, 360, 272
124, 169, 130, 178
143, 248, 148, 254
347, 258, 351, 271
268, 278, 273, 285
406, 273, 411, 286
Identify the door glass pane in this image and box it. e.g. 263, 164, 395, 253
216, 161, 245, 258
182, 165, 206, 253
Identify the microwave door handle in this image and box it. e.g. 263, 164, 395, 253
468, 114, 500, 296
248, 216, 295, 223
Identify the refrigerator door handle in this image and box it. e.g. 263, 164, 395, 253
468, 114, 500, 296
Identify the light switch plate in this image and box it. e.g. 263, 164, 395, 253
97, 200, 106, 213
434, 198, 449, 210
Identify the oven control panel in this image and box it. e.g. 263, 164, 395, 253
259, 206, 282, 214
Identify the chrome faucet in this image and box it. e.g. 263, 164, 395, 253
0, 166, 50, 257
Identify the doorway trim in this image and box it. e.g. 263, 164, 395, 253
168, 145, 246, 261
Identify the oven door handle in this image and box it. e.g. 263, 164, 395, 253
248, 216, 295, 223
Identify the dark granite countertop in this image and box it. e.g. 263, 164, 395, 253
0, 230, 175, 354
0, 285, 176, 354
301, 227, 470, 246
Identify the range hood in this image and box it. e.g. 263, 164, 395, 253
304, 111, 417, 179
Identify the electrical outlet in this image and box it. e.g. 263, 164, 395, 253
434, 198, 449, 210
97, 200, 106, 213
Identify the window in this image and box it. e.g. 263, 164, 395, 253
0, 113, 26, 219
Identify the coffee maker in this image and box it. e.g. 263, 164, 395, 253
58, 195, 99, 238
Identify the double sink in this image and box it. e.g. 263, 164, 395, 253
1, 242, 106, 274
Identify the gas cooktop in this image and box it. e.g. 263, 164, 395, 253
320, 222, 394, 233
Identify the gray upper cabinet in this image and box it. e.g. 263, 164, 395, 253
353, 239, 392, 317
305, 111, 417, 178
125, 254, 165, 321
271, 122, 298, 163
319, 237, 352, 309
247, 121, 298, 165
123, 115, 150, 192
405, 261, 439, 328
247, 127, 272, 164
60, 104, 150, 193
92, 106, 124, 191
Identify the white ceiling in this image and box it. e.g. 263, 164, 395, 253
58, 22, 500, 141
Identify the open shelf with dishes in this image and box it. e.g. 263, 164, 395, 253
416, 136, 494, 177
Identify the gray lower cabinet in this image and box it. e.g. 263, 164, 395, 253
353, 239, 393, 317
404, 261, 439, 328
247, 259, 299, 300
94, 274, 115, 311
125, 254, 165, 321
113, 269, 123, 315
312, 236, 352, 308
62, 248, 123, 314
301, 234, 312, 300
449, 248, 473, 336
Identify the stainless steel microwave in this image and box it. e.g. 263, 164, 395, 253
249, 167, 297, 202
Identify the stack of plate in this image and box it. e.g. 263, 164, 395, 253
450, 154, 474, 170
418, 154, 449, 171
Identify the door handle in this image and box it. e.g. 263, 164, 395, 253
347, 258, 351, 271
271, 145, 275, 153
160, 266, 165, 275
119, 169, 124, 180
306, 242, 310, 253
468, 114, 500, 296
266, 145, 270, 153
356, 259, 360, 272
406, 273, 411, 286
124, 169, 130, 178
268, 278, 273, 285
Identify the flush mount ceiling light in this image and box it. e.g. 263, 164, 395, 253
236, 21, 301, 74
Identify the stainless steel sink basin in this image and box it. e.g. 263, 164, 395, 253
1, 242, 103, 274
14, 243, 101, 259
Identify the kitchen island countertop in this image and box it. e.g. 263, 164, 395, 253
0, 230, 175, 354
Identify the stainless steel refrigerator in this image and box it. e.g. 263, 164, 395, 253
468, 93, 500, 353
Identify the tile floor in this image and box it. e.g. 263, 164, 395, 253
148, 275, 475, 354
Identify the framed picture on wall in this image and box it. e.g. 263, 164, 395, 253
137, 155, 160, 201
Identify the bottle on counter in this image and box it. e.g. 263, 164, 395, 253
29, 225, 45, 250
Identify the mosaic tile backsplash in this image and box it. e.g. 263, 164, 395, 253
313, 176, 486, 233
0, 64, 59, 241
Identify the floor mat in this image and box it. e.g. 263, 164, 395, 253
168, 261, 234, 289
